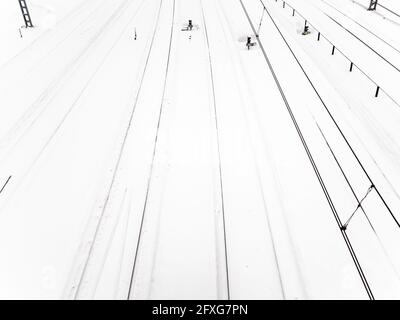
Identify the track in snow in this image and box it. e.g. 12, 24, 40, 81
242, 0, 400, 299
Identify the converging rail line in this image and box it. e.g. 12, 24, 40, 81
240, 0, 400, 300
349, 0, 400, 20
259, 0, 400, 230
200, 0, 231, 299
217, 0, 290, 298
317, 0, 400, 55
0, 176, 12, 195
60, 0, 155, 299
377, 2, 400, 19
127, 0, 177, 300
239, 0, 376, 300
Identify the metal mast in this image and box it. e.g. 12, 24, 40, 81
18, 0, 33, 28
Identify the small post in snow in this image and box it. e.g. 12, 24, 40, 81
134, 28, 137, 40
349, 62, 354, 72
18, 0, 33, 28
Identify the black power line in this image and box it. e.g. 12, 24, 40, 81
238, 0, 374, 299
319, 0, 400, 55
201, 0, 231, 299
127, 0, 176, 300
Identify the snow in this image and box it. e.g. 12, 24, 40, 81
0, 0, 400, 300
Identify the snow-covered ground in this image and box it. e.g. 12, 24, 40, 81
0, 0, 400, 300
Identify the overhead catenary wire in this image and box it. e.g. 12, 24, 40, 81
257, 7, 266, 36
313, 119, 376, 232
65, 0, 162, 299
322, 12, 400, 73
377, 2, 400, 19
238, 0, 374, 299
348, 0, 400, 20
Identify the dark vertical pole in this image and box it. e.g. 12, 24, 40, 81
332, 45, 335, 55
292, 8, 295, 16
350, 62, 354, 72
317, 32, 321, 41
368, 0, 378, 11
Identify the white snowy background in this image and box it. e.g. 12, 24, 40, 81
0, 0, 400, 299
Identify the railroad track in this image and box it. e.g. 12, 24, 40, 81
65, 0, 166, 299
0, 0, 132, 153
316, 0, 400, 55
239, 0, 400, 299
127, 0, 177, 300
199, 0, 231, 299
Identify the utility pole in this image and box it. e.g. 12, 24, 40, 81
368, 0, 378, 11
18, 0, 33, 28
